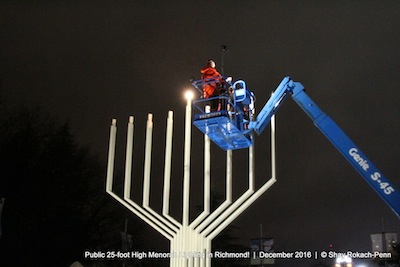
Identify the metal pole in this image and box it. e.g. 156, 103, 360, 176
220, 45, 227, 76
143, 114, 153, 207
106, 119, 117, 192
191, 107, 211, 229
162, 111, 181, 227
196, 149, 233, 233
249, 138, 255, 191
183, 97, 193, 226
182, 95, 193, 267
271, 114, 277, 182
226, 149, 232, 201
163, 111, 173, 215
124, 116, 134, 199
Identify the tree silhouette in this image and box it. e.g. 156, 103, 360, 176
0, 103, 146, 266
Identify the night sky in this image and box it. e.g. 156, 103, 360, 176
1, 1, 400, 266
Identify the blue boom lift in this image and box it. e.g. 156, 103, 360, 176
192, 76, 400, 219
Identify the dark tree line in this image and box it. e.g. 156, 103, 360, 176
0, 100, 149, 266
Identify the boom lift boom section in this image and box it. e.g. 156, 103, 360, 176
192, 76, 400, 218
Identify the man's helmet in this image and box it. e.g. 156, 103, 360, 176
207, 59, 216, 68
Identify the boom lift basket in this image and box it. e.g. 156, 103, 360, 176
192, 96, 253, 150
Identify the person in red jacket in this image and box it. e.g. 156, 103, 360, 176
201, 59, 223, 110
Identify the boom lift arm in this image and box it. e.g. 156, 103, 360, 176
249, 77, 400, 219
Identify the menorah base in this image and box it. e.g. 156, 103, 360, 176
169, 228, 211, 267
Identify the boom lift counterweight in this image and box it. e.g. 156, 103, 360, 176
192, 76, 400, 219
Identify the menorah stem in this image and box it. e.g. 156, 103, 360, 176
195, 149, 233, 233
271, 114, 277, 180
191, 133, 211, 228
178, 95, 193, 267
204, 134, 211, 213
106, 119, 117, 192
206, 239, 212, 267
143, 114, 153, 206
163, 111, 174, 215
183, 96, 193, 227
249, 139, 255, 191
124, 116, 134, 199
226, 149, 232, 200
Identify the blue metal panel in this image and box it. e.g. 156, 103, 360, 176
193, 114, 253, 151
292, 89, 400, 218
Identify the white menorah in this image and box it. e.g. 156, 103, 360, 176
106, 95, 277, 267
